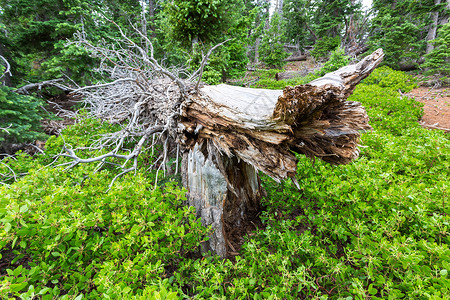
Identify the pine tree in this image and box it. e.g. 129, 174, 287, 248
369, 0, 447, 69
259, 12, 289, 67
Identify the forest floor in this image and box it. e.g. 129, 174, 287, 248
407, 86, 450, 132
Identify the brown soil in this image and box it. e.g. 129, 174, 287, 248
284, 58, 320, 72
406, 86, 450, 132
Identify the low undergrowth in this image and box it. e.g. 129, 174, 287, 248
1, 67, 449, 299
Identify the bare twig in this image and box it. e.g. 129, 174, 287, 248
15, 79, 73, 95
0, 55, 11, 80
190, 39, 231, 92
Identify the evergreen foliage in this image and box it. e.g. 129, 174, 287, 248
310, 36, 341, 60
162, 0, 244, 47
312, 0, 361, 38
368, 0, 447, 69
283, 0, 312, 47
317, 47, 350, 75
423, 22, 450, 78
258, 13, 289, 68
0, 86, 46, 149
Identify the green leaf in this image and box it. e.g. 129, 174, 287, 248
10, 282, 27, 293
4, 222, 11, 232
74, 294, 84, 300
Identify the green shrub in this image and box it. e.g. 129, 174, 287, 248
249, 69, 320, 89
0, 163, 208, 299
363, 65, 417, 92
310, 36, 340, 60
201, 69, 222, 85
317, 47, 350, 76
0, 86, 46, 150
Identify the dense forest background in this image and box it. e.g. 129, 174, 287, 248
1, 0, 449, 85
0, 0, 449, 148
0, 1, 449, 299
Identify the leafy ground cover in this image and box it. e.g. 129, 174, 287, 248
1, 67, 449, 299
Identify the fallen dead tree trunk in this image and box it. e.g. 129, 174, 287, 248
180, 49, 384, 256
58, 21, 383, 257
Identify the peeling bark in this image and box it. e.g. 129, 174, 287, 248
184, 142, 263, 257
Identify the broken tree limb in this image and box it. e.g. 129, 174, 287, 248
0, 55, 11, 80
15, 79, 74, 95
183, 48, 383, 181
180, 49, 383, 256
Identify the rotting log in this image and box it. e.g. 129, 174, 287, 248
180, 49, 384, 257
284, 55, 307, 62
275, 70, 309, 81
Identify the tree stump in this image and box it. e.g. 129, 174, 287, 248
183, 142, 263, 257
181, 49, 384, 257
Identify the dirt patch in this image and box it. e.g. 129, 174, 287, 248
284, 58, 320, 72
406, 86, 450, 132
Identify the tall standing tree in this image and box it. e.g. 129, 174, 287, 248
158, 0, 252, 82
369, 0, 448, 69
162, 0, 245, 48
283, 0, 315, 48
0, 0, 145, 85
312, 0, 361, 38
259, 12, 289, 67
245, 0, 271, 64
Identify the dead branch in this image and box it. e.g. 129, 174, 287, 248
0, 55, 11, 80
191, 39, 231, 92
0, 156, 17, 184
15, 79, 73, 95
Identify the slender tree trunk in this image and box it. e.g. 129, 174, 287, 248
254, 37, 260, 63
426, 0, 441, 54
148, 0, 156, 37
275, 0, 284, 17
391, 0, 398, 9
440, 0, 450, 25
148, 0, 155, 17
305, 22, 318, 42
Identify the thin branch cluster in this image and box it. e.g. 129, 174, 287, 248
59, 18, 215, 189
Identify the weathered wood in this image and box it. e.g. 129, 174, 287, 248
284, 55, 307, 62
275, 70, 308, 81
184, 142, 263, 257
181, 49, 384, 257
